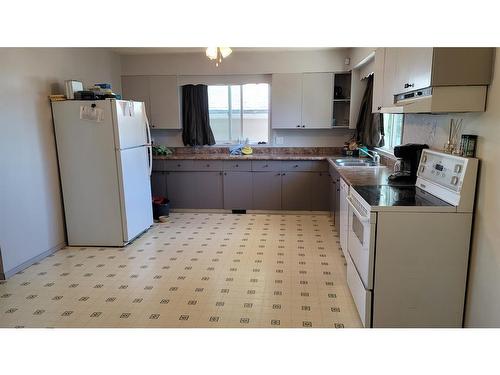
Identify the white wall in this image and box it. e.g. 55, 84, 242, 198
402, 49, 500, 327
121, 49, 355, 147
0, 48, 121, 277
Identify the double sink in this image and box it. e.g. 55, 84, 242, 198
333, 158, 380, 168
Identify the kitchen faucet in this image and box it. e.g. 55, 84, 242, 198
359, 148, 381, 165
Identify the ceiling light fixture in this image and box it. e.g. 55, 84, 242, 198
206, 47, 232, 67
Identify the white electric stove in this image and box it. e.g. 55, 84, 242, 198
346, 149, 478, 327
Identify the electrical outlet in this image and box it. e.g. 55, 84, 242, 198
275, 136, 284, 145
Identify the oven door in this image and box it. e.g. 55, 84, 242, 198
346, 195, 376, 289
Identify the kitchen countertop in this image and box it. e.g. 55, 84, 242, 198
153, 153, 398, 186
153, 153, 335, 161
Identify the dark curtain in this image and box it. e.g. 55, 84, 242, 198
356, 75, 384, 148
181, 84, 216, 146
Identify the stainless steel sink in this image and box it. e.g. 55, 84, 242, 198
334, 158, 380, 167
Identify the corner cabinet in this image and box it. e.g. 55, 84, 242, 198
271, 72, 334, 129
121, 75, 181, 129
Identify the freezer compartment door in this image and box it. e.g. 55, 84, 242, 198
112, 100, 149, 149
116, 146, 153, 242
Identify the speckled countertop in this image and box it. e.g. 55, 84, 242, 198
154, 153, 336, 161
153, 149, 397, 186
330, 163, 397, 186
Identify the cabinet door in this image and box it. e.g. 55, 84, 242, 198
121, 76, 151, 121
194, 172, 223, 209
271, 73, 303, 129
382, 48, 399, 108
393, 48, 433, 94
252, 172, 282, 210
166, 172, 198, 209
372, 48, 385, 113
281, 172, 311, 210
149, 76, 181, 129
151, 171, 167, 197
302, 73, 334, 128
329, 177, 336, 222
223, 172, 253, 210
311, 172, 330, 211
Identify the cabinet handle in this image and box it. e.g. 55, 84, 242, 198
282, 173, 286, 176
404, 83, 414, 89
235, 164, 239, 167
377, 106, 382, 110
302, 125, 305, 128
275, 173, 281, 176
294, 165, 298, 168
206, 164, 210, 167
177, 164, 181, 167
296, 125, 300, 128
224, 172, 227, 176
264, 164, 268, 168
219, 172, 223, 175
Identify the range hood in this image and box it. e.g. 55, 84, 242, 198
382, 85, 488, 114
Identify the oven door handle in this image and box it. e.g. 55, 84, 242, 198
346, 196, 370, 223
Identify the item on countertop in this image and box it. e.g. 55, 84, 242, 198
443, 118, 463, 154
460, 134, 478, 157
229, 144, 244, 155
73, 90, 97, 100
388, 143, 429, 182
241, 145, 253, 155
65, 80, 83, 100
152, 145, 173, 156
49, 94, 66, 102
342, 141, 359, 157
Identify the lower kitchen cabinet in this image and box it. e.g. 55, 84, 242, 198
281, 172, 311, 210
195, 171, 223, 209
311, 172, 330, 211
223, 172, 253, 210
166, 172, 198, 209
150, 171, 167, 197
252, 172, 282, 210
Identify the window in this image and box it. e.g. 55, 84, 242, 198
208, 84, 269, 144
380, 113, 404, 151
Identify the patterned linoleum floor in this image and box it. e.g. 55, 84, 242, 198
0, 213, 362, 328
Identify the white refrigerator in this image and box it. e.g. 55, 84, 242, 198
51, 99, 153, 247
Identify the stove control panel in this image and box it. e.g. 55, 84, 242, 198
418, 151, 466, 192
416, 149, 478, 211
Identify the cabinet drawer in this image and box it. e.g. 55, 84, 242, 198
310, 161, 329, 172
281, 160, 312, 171
152, 159, 166, 171
251, 160, 282, 172
223, 160, 252, 171
164, 160, 195, 171
192, 160, 224, 171
346, 254, 372, 328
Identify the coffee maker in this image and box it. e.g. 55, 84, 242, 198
388, 143, 429, 182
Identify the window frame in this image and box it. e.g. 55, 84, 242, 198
376, 113, 405, 155
207, 83, 271, 145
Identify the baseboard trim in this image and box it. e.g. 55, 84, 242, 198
1, 241, 66, 280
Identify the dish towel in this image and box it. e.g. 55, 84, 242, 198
229, 144, 243, 155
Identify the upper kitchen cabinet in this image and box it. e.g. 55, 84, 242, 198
149, 76, 182, 129
373, 47, 494, 113
271, 72, 334, 129
271, 73, 303, 129
121, 75, 182, 129
302, 73, 334, 128
121, 76, 151, 121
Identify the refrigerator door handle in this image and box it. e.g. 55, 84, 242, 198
143, 102, 153, 176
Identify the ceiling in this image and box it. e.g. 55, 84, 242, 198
112, 47, 340, 55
